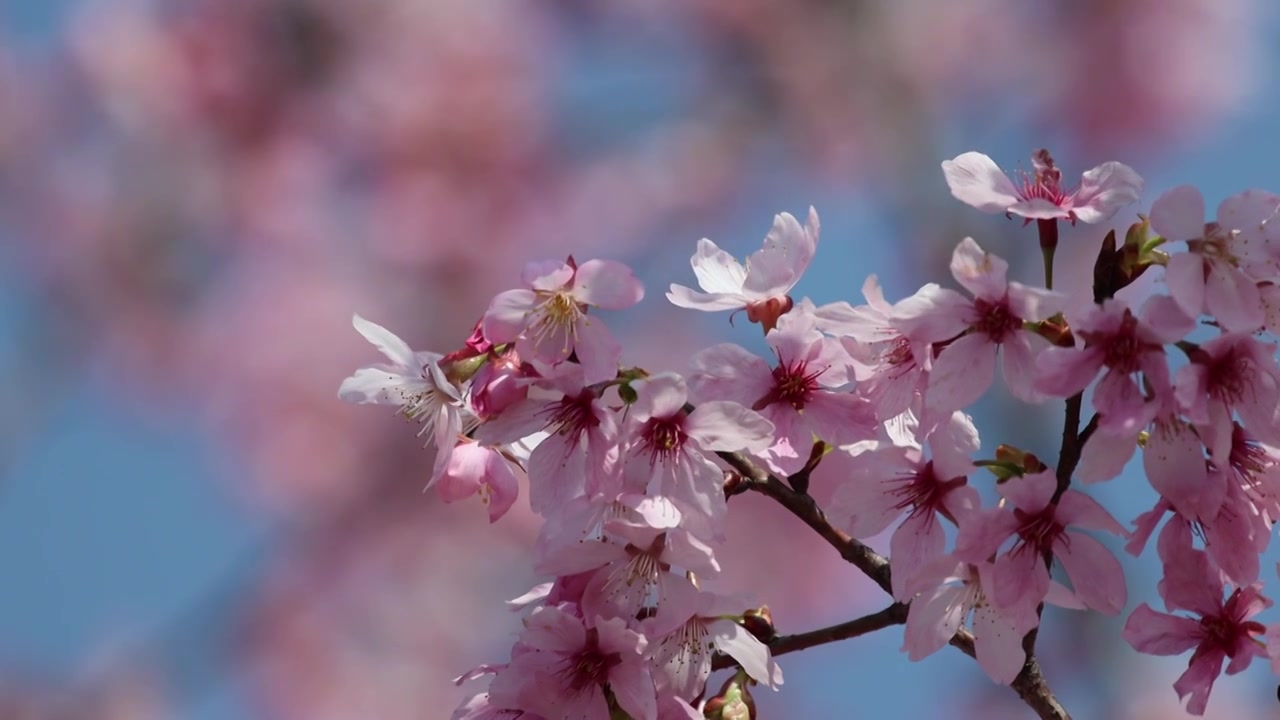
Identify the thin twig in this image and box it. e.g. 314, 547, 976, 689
719, 450, 1070, 720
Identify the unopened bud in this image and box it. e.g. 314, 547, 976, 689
744, 296, 793, 333
741, 606, 776, 643
704, 671, 755, 720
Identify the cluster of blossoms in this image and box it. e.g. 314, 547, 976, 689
340, 148, 1280, 718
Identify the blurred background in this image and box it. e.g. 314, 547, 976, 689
2, 0, 1280, 718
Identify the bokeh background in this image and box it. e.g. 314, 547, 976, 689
3, 1, 1280, 718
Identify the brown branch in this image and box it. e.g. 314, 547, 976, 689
719, 450, 1070, 720
711, 603, 908, 671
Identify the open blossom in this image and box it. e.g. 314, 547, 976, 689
689, 304, 875, 475
1035, 295, 1194, 435
901, 555, 1059, 685
619, 373, 774, 540
942, 149, 1143, 223
1175, 332, 1280, 449
488, 605, 656, 720
475, 362, 619, 519
338, 314, 476, 481
1150, 186, 1280, 331
537, 519, 719, 623
828, 410, 981, 600
896, 237, 1063, 413
955, 470, 1128, 615
667, 208, 819, 330
483, 257, 644, 384
813, 275, 936, 421
640, 576, 782, 699
1122, 543, 1270, 716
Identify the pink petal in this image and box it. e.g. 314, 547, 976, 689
572, 316, 622, 384
1173, 647, 1225, 716
1076, 428, 1138, 483
712, 619, 783, 689
902, 584, 968, 661
688, 237, 747, 294
483, 288, 537, 344
688, 343, 773, 406
1167, 252, 1203, 319
1150, 185, 1207, 242
1139, 293, 1197, 345
1070, 161, 1144, 224
1056, 489, 1128, 536
573, 259, 645, 310
607, 665, 657, 720
949, 237, 1008, 300
954, 509, 1020, 564
521, 605, 587, 653
993, 546, 1049, 609
1144, 421, 1219, 519
997, 470, 1056, 513
666, 284, 746, 312
742, 210, 818, 297
1054, 531, 1127, 615
927, 411, 980, 481
1121, 603, 1203, 655
890, 511, 947, 601
926, 333, 996, 413
971, 604, 1027, 685
1034, 346, 1104, 399
686, 401, 775, 454
893, 286, 973, 342
483, 451, 521, 522
1001, 331, 1050, 404
351, 314, 415, 366
941, 152, 1020, 214
632, 373, 689, 420
1204, 261, 1263, 332
1006, 282, 1065, 324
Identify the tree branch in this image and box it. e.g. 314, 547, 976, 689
720, 450, 1071, 720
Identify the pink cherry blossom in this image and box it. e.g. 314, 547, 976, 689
483, 257, 644, 383
955, 470, 1128, 615
667, 208, 819, 331
537, 519, 720, 623
813, 275, 936, 421
490, 605, 657, 720
640, 576, 782, 699
619, 373, 774, 541
1035, 296, 1193, 435
901, 556, 1043, 685
1122, 543, 1269, 716
828, 410, 982, 599
896, 237, 1063, 412
338, 314, 477, 481
1175, 332, 1280, 448
942, 149, 1143, 224
1151, 186, 1270, 331
474, 362, 619, 519
434, 441, 523, 522
689, 304, 875, 476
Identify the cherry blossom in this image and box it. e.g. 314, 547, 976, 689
689, 305, 875, 475
1122, 543, 1269, 716
339, 314, 476, 481
667, 208, 819, 331
942, 149, 1143, 224
895, 237, 1063, 412
484, 258, 644, 383
640, 577, 782, 699
955, 470, 1128, 615
1150, 185, 1272, 332
434, 441, 523, 523
488, 605, 657, 720
828, 410, 981, 599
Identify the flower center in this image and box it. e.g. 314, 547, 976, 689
1203, 347, 1252, 407
527, 291, 585, 354
559, 628, 622, 694
1015, 149, 1070, 207
1012, 506, 1064, 556
642, 417, 688, 466
543, 391, 600, 438
972, 297, 1021, 343
888, 461, 964, 519
1082, 311, 1146, 374
754, 358, 825, 411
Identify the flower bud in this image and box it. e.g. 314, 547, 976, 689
741, 606, 776, 643
704, 671, 755, 720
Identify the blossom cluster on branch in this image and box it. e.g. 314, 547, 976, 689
339, 149, 1280, 719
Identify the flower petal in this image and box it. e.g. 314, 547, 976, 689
941, 152, 1021, 214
